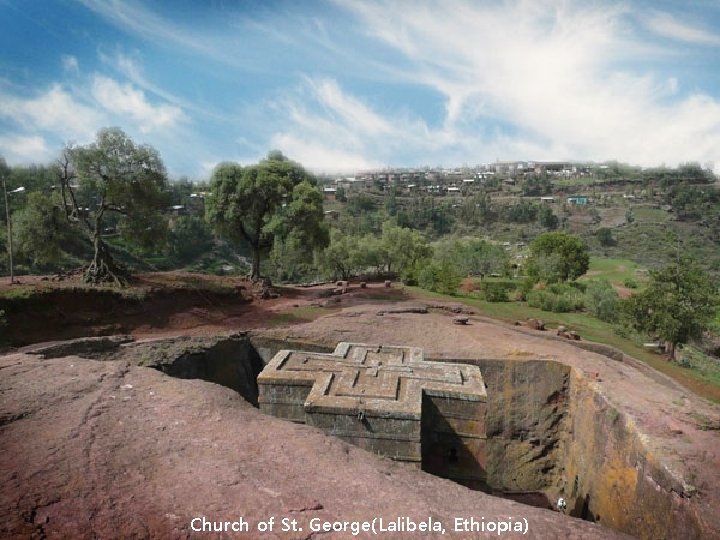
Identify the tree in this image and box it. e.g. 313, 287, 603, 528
623, 259, 718, 360
59, 128, 169, 285
319, 229, 361, 280
538, 205, 559, 230
166, 215, 213, 264
434, 238, 507, 278
335, 184, 347, 203
418, 259, 461, 295
13, 192, 68, 267
380, 221, 431, 275
585, 279, 620, 322
596, 227, 614, 246
527, 232, 589, 282
206, 152, 328, 280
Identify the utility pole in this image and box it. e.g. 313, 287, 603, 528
1, 174, 14, 284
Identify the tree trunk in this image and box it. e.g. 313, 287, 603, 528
666, 341, 676, 361
251, 246, 261, 281
84, 230, 129, 286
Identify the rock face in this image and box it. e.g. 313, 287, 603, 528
455, 359, 570, 494
0, 350, 625, 540
561, 371, 705, 538
122, 334, 265, 406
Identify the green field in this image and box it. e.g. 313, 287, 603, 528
579, 257, 647, 286
632, 206, 671, 223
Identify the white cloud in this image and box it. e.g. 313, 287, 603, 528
646, 12, 720, 46
0, 84, 102, 138
0, 134, 52, 164
79, 0, 212, 56
91, 75, 184, 133
61, 54, 80, 73
323, 0, 720, 169
265, 76, 445, 172
270, 132, 380, 173
98, 50, 221, 119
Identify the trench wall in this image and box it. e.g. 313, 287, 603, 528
136, 335, 264, 406
438, 358, 570, 493
247, 337, 710, 539
562, 369, 704, 539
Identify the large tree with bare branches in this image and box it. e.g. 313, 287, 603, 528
58, 128, 169, 285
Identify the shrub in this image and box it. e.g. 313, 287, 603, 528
585, 280, 620, 322
623, 277, 638, 288
418, 261, 461, 295
401, 264, 421, 286
481, 281, 513, 302
527, 287, 585, 313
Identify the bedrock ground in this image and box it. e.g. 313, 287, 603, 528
1, 277, 718, 539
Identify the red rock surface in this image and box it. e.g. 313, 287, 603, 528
0, 352, 627, 539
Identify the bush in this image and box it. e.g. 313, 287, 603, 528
527, 287, 585, 312
623, 277, 638, 288
418, 261, 461, 295
166, 216, 213, 264
585, 280, 620, 322
481, 281, 514, 302
401, 265, 421, 286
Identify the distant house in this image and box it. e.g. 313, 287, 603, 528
447, 186, 460, 193
540, 196, 555, 203
168, 204, 186, 216
567, 196, 588, 205
324, 210, 339, 220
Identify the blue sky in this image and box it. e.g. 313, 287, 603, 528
2, 0, 720, 178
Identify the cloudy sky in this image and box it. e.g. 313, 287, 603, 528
1, 0, 720, 177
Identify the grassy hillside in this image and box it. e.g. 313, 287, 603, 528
410, 286, 720, 403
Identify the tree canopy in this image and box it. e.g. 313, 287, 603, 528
60, 127, 169, 285
206, 152, 328, 279
527, 232, 589, 282
623, 258, 718, 359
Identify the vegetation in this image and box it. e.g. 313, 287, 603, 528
59, 128, 170, 285
2, 142, 719, 399
623, 259, 718, 359
585, 280, 621, 322
411, 286, 720, 403
206, 152, 328, 280
527, 232, 590, 283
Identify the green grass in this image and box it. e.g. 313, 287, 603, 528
678, 346, 720, 389
579, 257, 647, 286
0, 285, 40, 300
409, 286, 720, 403
598, 221, 720, 277
633, 206, 671, 223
